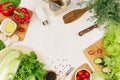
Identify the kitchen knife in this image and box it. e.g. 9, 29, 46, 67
79, 24, 98, 36
78, 23, 107, 36
58, 67, 74, 80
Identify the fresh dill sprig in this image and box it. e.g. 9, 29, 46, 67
77, 0, 120, 24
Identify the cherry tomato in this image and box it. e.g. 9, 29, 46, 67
84, 78, 89, 80
78, 70, 86, 76
88, 50, 94, 55
85, 72, 90, 78
76, 76, 80, 80
81, 75, 86, 78
97, 48, 102, 54
18, 27, 25, 32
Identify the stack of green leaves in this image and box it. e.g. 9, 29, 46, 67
97, 22, 120, 80
103, 22, 120, 56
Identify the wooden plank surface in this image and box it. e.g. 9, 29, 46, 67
84, 39, 108, 71
71, 63, 92, 80
0, 8, 32, 41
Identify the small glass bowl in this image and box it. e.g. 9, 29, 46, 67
0, 18, 17, 36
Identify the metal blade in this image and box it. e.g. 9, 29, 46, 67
65, 67, 74, 76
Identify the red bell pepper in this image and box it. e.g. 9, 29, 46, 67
14, 8, 30, 24
0, 2, 14, 16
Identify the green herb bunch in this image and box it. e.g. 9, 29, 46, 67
13, 51, 47, 80
77, 0, 120, 24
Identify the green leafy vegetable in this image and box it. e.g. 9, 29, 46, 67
103, 22, 120, 56
0, 50, 21, 80
0, 0, 21, 7
92, 71, 109, 80
0, 40, 5, 51
13, 51, 47, 80
0, 49, 47, 80
93, 22, 120, 80
77, 0, 120, 25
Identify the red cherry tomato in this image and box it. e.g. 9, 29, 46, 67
81, 75, 86, 78
76, 76, 80, 80
18, 27, 25, 32
97, 48, 102, 54
88, 50, 94, 55
84, 78, 89, 80
85, 72, 90, 78
78, 70, 86, 76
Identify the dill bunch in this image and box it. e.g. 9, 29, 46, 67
77, 0, 120, 24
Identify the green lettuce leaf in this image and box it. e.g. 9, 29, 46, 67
0, 0, 21, 7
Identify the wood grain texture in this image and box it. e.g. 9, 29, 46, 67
71, 63, 92, 80
84, 39, 108, 71
0, 8, 32, 41
63, 7, 88, 24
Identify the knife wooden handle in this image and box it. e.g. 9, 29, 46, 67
79, 24, 98, 36
58, 75, 67, 80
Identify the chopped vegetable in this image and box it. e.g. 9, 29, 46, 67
0, 40, 5, 50
94, 58, 104, 65
88, 50, 94, 55
97, 48, 102, 54
102, 67, 111, 73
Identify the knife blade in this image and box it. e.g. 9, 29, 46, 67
58, 67, 74, 80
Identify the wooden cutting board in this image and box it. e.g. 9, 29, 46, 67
84, 39, 108, 71
0, 8, 32, 41
71, 63, 92, 80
